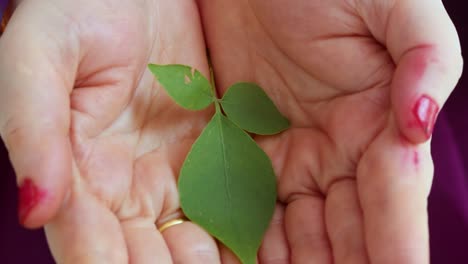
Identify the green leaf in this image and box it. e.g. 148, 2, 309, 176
148, 64, 213, 110
221, 82, 290, 135
179, 112, 277, 264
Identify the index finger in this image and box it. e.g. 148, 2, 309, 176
357, 120, 433, 264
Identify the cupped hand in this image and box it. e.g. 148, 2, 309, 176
199, 0, 463, 263
0, 0, 224, 263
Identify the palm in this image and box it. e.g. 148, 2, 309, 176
66, 1, 390, 262
41, 0, 219, 262
200, 0, 431, 263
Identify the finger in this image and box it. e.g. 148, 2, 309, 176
325, 179, 369, 264
162, 221, 221, 264
121, 219, 173, 264
357, 121, 433, 264
359, 0, 463, 143
285, 195, 333, 264
0, 3, 77, 227
258, 204, 290, 264
45, 182, 128, 263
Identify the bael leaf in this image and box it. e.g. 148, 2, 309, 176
179, 112, 277, 264
148, 63, 288, 263
221, 82, 290, 135
148, 64, 213, 110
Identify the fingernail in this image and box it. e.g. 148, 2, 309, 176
18, 178, 46, 224
413, 95, 439, 139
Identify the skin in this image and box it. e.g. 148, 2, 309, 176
0, 0, 463, 263
198, 0, 463, 263
0, 0, 223, 263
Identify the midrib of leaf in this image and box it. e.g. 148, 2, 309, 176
215, 110, 233, 236
211, 71, 231, 211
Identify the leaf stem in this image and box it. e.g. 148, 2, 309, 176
209, 66, 218, 99
214, 99, 221, 114
209, 61, 222, 113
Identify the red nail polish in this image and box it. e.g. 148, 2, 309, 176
413, 95, 439, 139
18, 179, 46, 224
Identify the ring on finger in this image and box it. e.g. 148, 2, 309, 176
157, 217, 189, 233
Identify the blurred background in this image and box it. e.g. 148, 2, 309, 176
1, 0, 467, 263
427, 0, 468, 263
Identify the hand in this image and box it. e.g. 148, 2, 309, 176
199, 0, 463, 263
0, 0, 224, 262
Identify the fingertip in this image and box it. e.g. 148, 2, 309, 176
11, 136, 72, 229
391, 46, 449, 144
397, 93, 440, 144
18, 177, 47, 227
18, 177, 67, 229
411, 94, 439, 140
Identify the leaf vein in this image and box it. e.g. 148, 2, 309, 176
217, 114, 233, 232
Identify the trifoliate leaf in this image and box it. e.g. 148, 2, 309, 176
148, 64, 213, 110
179, 112, 277, 264
221, 82, 290, 135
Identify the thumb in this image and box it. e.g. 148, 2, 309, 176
0, 3, 78, 228
386, 0, 463, 143
361, 0, 463, 143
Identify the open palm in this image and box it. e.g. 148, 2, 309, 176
199, 0, 462, 263
0, 0, 226, 263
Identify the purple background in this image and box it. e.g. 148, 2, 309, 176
0, 0, 467, 263
0, 0, 8, 21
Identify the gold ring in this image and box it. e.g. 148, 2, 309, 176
158, 218, 188, 233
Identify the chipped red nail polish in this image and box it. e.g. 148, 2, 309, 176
413, 95, 439, 139
413, 151, 420, 166
18, 178, 46, 224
